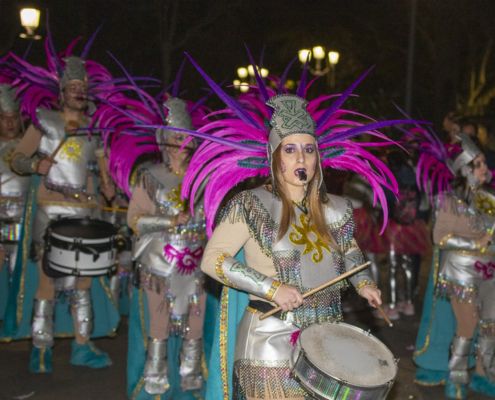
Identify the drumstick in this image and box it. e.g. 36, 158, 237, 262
46, 137, 68, 163
46, 121, 83, 163
101, 206, 128, 213
374, 304, 394, 328
259, 261, 371, 320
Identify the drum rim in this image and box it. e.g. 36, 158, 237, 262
49, 218, 117, 239
50, 231, 115, 244
297, 321, 398, 388
293, 346, 395, 393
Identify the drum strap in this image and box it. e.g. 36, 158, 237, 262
248, 300, 282, 319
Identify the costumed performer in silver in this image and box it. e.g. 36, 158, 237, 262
412, 126, 495, 399
178, 56, 418, 400
5, 34, 119, 372
93, 65, 209, 397
0, 83, 30, 320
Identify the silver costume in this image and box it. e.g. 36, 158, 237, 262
435, 189, 495, 385
134, 165, 206, 334
214, 188, 374, 399
0, 139, 30, 274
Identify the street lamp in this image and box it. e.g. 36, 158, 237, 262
297, 46, 340, 87
233, 64, 269, 92
19, 7, 42, 40
328, 51, 340, 88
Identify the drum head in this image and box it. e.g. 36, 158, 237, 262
49, 218, 117, 239
299, 322, 397, 388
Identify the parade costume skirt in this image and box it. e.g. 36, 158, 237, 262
233, 308, 306, 400
436, 251, 494, 302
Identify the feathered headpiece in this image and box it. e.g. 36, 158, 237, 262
0, 28, 116, 126
158, 52, 420, 236
92, 58, 208, 196
405, 123, 483, 202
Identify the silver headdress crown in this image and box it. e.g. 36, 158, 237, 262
451, 132, 482, 174
266, 94, 315, 152
164, 97, 193, 130
0, 84, 19, 114
60, 56, 88, 89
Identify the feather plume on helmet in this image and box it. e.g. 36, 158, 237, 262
0, 26, 119, 127
161, 50, 423, 236
91, 58, 209, 196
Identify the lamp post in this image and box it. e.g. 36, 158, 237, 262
233, 65, 269, 92
298, 46, 340, 87
19, 7, 42, 40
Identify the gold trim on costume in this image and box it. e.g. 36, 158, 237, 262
413, 247, 440, 358
219, 286, 230, 400
355, 279, 377, 293
215, 252, 234, 287
265, 280, 281, 302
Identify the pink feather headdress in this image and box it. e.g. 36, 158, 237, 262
0, 28, 117, 127
92, 59, 209, 196
166, 52, 423, 236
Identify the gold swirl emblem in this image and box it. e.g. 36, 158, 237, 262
289, 213, 331, 263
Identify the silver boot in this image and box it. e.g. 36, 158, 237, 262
478, 336, 495, 381
32, 299, 54, 348
144, 338, 170, 395
71, 290, 92, 338
109, 274, 120, 305
448, 336, 472, 384
180, 338, 203, 391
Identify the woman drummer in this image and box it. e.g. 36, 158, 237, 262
181, 57, 416, 399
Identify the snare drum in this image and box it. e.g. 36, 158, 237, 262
44, 218, 117, 277
291, 322, 397, 400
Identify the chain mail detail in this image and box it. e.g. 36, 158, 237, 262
142, 169, 164, 209
218, 190, 276, 258
329, 200, 355, 253
436, 275, 477, 303
480, 319, 495, 336
273, 249, 345, 329
233, 359, 309, 399
140, 268, 204, 337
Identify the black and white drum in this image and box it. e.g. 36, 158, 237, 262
44, 218, 117, 277
291, 322, 397, 400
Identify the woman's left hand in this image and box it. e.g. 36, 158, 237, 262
359, 285, 382, 308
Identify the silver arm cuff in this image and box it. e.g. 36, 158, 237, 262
10, 152, 39, 175
438, 234, 479, 251
345, 245, 375, 289
135, 215, 176, 235
215, 253, 279, 300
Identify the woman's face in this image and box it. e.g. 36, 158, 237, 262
473, 153, 490, 184
278, 134, 317, 189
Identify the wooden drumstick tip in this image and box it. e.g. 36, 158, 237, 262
375, 304, 394, 328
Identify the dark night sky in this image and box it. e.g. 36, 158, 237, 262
2, 0, 495, 124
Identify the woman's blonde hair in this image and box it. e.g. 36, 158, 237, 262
271, 146, 337, 248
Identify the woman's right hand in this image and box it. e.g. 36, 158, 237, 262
273, 284, 304, 312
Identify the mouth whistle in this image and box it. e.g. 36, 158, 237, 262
297, 169, 307, 182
